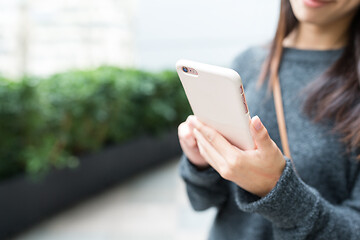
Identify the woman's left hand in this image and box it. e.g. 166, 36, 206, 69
189, 115, 286, 197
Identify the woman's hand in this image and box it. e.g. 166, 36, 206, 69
178, 116, 210, 169
190, 115, 286, 197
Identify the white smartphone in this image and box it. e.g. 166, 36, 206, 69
176, 59, 255, 150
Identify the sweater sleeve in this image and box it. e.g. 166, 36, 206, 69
179, 154, 229, 211
234, 157, 360, 240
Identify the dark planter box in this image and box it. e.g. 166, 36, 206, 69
0, 130, 181, 239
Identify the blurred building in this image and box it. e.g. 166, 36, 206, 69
0, 0, 135, 77
0, 0, 279, 77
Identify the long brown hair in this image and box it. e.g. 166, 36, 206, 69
260, 0, 360, 159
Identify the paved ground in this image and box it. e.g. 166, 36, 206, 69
15, 158, 216, 240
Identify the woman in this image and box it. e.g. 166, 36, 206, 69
178, 0, 360, 239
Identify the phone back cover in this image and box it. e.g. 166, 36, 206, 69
176, 59, 254, 150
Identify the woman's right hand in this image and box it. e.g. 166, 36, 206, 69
178, 115, 210, 169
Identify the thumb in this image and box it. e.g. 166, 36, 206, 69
250, 116, 273, 151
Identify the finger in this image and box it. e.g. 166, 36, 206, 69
189, 117, 239, 159
250, 116, 274, 152
178, 122, 197, 148
193, 128, 225, 172
185, 115, 198, 133
185, 115, 196, 125
179, 138, 197, 153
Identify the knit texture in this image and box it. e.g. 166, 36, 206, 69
179, 47, 360, 240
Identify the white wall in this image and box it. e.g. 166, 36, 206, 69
134, 0, 280, 70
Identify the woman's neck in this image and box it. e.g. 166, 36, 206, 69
283, 14, 354, 50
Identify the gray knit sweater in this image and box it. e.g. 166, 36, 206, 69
179, 47, 360, 240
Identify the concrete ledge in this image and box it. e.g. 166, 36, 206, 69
0, 130, 181, 239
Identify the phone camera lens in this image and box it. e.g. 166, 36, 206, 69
182, 67, 188, 73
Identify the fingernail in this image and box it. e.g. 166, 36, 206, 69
252, 115, 262, 131
193, 128, 200, 137
193, 129, 203, 144
189, 117, 201, 128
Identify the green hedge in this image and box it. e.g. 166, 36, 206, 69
0, 66, 191, 181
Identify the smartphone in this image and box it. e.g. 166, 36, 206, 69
176, 59, 255, 150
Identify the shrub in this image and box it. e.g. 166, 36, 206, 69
0, 67, 191, 180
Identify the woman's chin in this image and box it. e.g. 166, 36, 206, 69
293, 8, 337, 26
